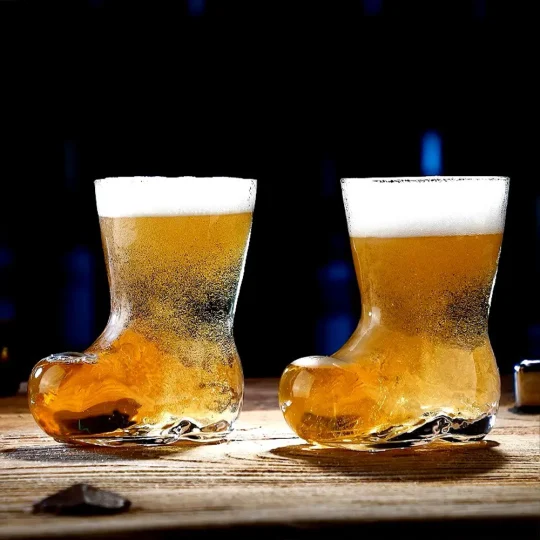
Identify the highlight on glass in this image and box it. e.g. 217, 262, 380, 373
29, 177, 256, 446
279, 176, 510, 450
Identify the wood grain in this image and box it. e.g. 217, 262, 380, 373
0, 378, 539, 539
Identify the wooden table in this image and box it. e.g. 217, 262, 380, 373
1, 378, 539, 539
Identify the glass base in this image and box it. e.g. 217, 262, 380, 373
306, 413, 496, 452
52, 419, 233, 447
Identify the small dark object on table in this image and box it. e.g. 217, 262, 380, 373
32, 483, 131, 516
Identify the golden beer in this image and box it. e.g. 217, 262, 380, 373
280, 177, 509, 450
29, 177, 256, 446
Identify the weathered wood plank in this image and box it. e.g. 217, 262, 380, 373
0, 378, 538, 538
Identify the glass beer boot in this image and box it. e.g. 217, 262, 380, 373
29, 177, 256, 446
280, 177, 509, 450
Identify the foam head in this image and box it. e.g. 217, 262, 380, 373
94, 177, 257, 217
342, 177, 509, 238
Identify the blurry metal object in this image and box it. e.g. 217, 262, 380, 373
514, 359, 540, 411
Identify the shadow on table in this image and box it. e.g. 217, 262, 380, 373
0, 443, 209, 463
270, 440, 508, 482
51, 519, 540, 540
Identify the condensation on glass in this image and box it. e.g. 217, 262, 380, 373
29, 177, 256, 446
279, 177, 510, 450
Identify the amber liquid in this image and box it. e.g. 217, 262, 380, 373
280, 234, 502, 449
29, 213, 252, 445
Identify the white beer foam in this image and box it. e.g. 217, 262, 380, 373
342, 177, 509, 237
95, 177, 257, 217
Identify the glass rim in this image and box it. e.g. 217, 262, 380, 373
94, 176, 257, 185
341, 176, 509, 184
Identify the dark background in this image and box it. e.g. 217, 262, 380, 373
0, 0, 536, 383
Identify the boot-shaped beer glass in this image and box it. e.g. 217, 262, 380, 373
29, 177, 256, 446
280, 177, 509, 450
